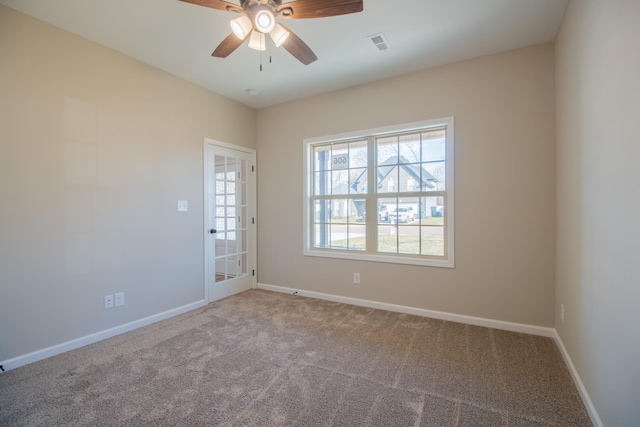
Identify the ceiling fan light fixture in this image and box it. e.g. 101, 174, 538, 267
269, 23, 289, 47
248, 30, 266, 51
254, 9, 276, 33
230, 15, 253, 40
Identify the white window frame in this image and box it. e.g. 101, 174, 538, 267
303, 117, 455, 268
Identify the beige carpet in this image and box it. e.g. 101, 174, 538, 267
0, 289, 592, 426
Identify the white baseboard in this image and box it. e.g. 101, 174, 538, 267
553, 330, 603, 427
0, 300, 207, 372
2, 287, 601, 427
257, 283, 555, 337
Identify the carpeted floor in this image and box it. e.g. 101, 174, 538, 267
0, 289, 592, 426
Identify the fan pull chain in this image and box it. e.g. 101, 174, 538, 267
258, 52, 273, 72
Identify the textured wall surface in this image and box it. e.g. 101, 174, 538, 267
0, 5, 256, 361
555, 1, 640, 425
257, 43, 556, 328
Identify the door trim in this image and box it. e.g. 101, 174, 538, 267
203, 138, 256, 303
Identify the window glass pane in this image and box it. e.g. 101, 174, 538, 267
226, 207, 236, 218
349, 140, 368, 168
378, 223, 398, 253
388, 197, 418, 223
314, 171, 330, 196
350, 199, 366, 223
377, 198, 394, 224
418, 195, 445, 256
226, 218, 236, 231
348, 224, 366, 251
226, 182, 236, 195
329, 223, 348, 249
216, 207, 225, 217
377, 164, 398, 193
399, 133, 421, 164
397, 163, 424, 193
377, 136, 397, 165
216, 218, 225, 232
330, 143, 349, 171
215, 155, 226, 180
421, 227, 444, 256
422, 196, 445, 221
216, 180, 225, 195
314, 224, 329, 249
349, 168, 367, 194
398, 226, 420, 254
421, 131, 446, 162
332, 170, 349, 195
331, 199, 348, 219
227, 195, 236, 206
314, 199, 330, 224
422, 162, 443, 191
314, 145, 332, 172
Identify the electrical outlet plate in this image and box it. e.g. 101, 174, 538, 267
115, 292, 125, 307
104, 295, 114, 309
354, 273, 361, 284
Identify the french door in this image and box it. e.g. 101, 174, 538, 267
204, 139, 256, 303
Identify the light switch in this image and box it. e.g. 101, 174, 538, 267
177, 200, 188, 212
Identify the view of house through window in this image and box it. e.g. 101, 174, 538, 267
304, 118, 454, 267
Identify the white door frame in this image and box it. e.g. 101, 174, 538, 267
203, 138, 256, 303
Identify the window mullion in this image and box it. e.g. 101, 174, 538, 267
365, 136, 376, 253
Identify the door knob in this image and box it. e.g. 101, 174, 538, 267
210, 229, 217, 234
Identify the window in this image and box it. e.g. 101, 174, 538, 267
303, 118, 454, 267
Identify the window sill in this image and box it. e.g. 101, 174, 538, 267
303, 248, 454, 268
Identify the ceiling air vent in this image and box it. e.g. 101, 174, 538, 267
367, 33, 390, 51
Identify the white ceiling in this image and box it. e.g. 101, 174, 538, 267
0, 0, 568, 109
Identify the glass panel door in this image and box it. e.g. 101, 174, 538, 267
214, 154, 248, 282
205, 139, 255, 303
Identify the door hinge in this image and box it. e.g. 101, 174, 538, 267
252, 165, 255, 172
252, 217, 255, 225
252, 270, 255, 276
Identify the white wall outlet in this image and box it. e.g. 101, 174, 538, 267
353, 273, 361, 284
177, 200, 188, 212
560, 303, 565, 322
104, 295, 114, 309
115, 292, 125, 307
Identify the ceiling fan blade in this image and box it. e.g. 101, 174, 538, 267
212, 33, 245, 58
278, 0, 363, 19
280, 24, 317, 65
178, 0, 241, 13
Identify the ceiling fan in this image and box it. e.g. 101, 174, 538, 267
179, 0, 364, 65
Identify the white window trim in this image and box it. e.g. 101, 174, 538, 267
303, 117, 455, 268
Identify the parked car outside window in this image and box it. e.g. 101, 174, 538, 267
389, 206, 415, 223
378, 204, 389, 222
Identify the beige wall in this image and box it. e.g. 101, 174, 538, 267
0, 6, 256, 361
256, 43, 556, 327
555, 1, 640, 425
